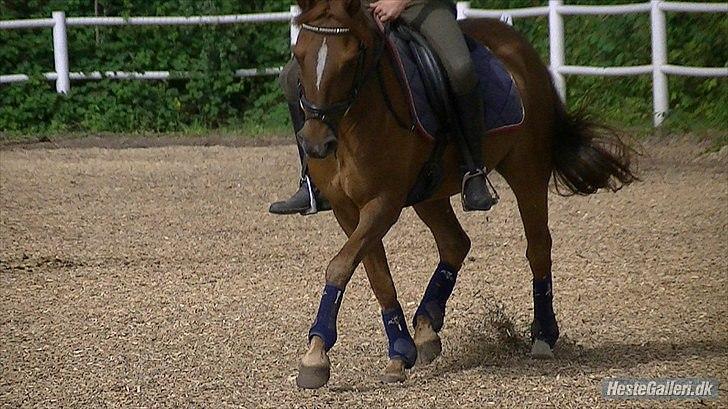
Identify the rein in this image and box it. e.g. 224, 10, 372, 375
297, 20, 408, 136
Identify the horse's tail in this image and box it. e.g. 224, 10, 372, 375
550, 99, 639, 196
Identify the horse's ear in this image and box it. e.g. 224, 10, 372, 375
328, 0, 361, 17
297, 0, 317, 11
343, 0, 361, 16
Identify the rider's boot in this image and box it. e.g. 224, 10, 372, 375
269, 103, 331, 215
453, 85, 497, 212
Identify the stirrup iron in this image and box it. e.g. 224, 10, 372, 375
460, 168, 499, 210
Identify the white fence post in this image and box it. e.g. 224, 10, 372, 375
290, 5, 301, 46
549, 0, 566, 102
52, 11, 70, 94
651, 0, 669, 126
456, 2, 470, 20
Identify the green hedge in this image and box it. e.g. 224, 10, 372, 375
1, 0, 726, 135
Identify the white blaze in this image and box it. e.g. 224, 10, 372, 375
315, 38, 328, 90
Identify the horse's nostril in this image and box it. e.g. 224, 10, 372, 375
299, 133, 337, 159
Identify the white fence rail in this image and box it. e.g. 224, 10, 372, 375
1, 1, 726, 126
0, 7, 298, 93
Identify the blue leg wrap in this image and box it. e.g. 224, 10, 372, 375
382, 304, 417, 369
531, 276, 559, 348
308, 284, 344, 351
533, 276, 554, 320
413, 262, 458, 332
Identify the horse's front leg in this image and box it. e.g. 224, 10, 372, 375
296, 198, 405, 389
363, 241, 418, 383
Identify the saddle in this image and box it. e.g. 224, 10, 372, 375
382, 23, 525, 205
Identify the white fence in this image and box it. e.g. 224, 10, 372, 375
0, 9, 298, 93
1, 1, 726, 126
459, 1, 728, 126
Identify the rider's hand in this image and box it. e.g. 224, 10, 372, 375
368, 0, 409, 23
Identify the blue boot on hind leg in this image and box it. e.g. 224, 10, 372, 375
531, 276, 560, 359
412, 262, 459, 365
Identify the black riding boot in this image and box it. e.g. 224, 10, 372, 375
454, 87, 496, 211
269, 103, 331, 215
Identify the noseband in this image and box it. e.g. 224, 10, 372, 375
298, 21, 386, 137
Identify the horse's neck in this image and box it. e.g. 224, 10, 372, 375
330, 31, 427, 200
341, 49, 412, 154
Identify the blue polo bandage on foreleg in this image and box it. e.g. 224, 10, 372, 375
382, 304, 417, 369
533, 276, 554, 321
308, 284, 344, 351
413, 262, 458, 332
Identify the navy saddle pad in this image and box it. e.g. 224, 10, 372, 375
386, 27, 525, 139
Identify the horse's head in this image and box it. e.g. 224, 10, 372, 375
294, 0, 377, 159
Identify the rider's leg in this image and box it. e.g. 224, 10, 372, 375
454, 87, 495, 211
269, 59, 331, 215
401, 1, 495, 211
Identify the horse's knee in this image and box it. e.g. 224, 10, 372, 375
324, 258, 354, 288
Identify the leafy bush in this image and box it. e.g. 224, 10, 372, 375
1, 0, 293, 134
1, 0, 726, 135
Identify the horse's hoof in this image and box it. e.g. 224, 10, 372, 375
531, 339, 554, 359
415, 335, 442, 366
380, 359, 407, 383
296, 363, 331, 389
414, 318, 442, 366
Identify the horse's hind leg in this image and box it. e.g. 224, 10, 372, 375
498, 153, 560, 359
412, 198, 471, 365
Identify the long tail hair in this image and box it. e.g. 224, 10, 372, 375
551, 100, 639, 196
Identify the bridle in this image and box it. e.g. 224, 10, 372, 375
297, 21, 387, 137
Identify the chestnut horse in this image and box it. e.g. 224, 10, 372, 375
290, 0, 636, 388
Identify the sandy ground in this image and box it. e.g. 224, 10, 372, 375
0, 137, 726, 408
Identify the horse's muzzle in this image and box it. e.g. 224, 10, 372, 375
299, 132, 338, 159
